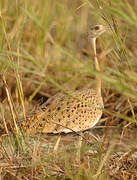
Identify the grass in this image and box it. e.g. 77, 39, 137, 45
0, 0, 137, 179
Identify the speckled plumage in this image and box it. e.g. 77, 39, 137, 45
21, 89, 103, 134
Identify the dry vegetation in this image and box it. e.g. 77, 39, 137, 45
0, 0, 137, 179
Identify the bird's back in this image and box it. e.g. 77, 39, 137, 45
20, 88, 103, 134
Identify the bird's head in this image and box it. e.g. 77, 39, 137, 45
88, 24, 107, 39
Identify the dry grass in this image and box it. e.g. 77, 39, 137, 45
0, 0, 137, 179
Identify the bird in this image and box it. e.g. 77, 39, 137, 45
20, 24, 107, 135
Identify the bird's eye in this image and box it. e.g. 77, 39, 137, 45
94, 26, 100, 30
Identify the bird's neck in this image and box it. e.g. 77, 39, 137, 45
92, 39, 102, 96
95, 68, 102, 97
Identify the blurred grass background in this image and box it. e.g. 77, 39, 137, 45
0, 0, 137, 179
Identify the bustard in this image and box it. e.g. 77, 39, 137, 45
20, 24, 107, 134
